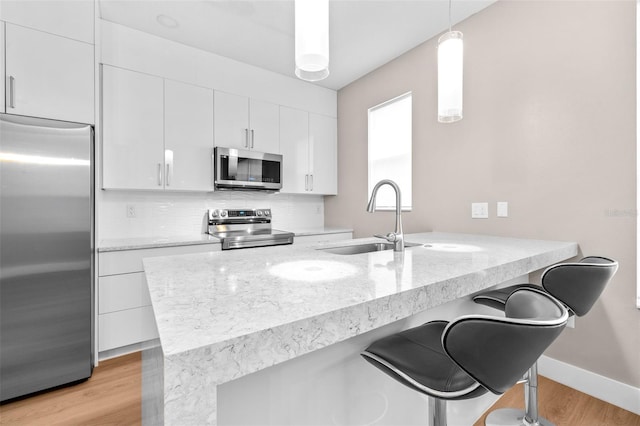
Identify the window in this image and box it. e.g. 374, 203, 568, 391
368, 92, 412, 210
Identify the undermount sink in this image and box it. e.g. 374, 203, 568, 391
318, 241, 422, 255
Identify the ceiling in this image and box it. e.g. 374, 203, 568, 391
99, 0, 496, 91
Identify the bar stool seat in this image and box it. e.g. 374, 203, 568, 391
473, 256, 618, 426
362, 288, 569, 426
362, 320, 488, 400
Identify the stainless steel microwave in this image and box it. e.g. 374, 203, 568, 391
214, 147, 283, 191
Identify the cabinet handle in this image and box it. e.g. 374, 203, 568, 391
166, 164, 170, 186
244, 128, 249, 148
250, 129, 255, 149
157, 163, 163, 186
305, 174, 308, 191
8, 76, 15, 109
310, 174, 314, 191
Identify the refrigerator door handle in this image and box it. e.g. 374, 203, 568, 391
8, 76, 15, 109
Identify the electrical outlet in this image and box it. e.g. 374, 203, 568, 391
316, 205, 322, 214
471, 202, 489, 219
126, 204, 136, 218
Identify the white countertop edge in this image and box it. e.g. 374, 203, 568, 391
97, 235, 221, 252
98, 228, 353, 252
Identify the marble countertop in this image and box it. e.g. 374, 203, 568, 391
144, 232, 577, 361
98, 227, 353, 252
142, 232, 577, 424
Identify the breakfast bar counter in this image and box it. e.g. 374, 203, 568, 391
141, 232, 577, 425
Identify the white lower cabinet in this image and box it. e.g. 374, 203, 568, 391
97, 243, 220, 354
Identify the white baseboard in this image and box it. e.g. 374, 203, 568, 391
97, 340, 157, 364
538, 355, 640, 415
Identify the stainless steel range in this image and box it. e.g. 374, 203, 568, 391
206, 209, 294, 250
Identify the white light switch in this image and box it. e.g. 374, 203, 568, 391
497, 201, 508, 218
471, 202, 489, 219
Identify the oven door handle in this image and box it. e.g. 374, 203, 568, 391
228, 154, 238, 178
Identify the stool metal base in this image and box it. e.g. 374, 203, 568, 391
485, 408, 555, 426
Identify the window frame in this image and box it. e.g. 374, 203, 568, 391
367, 91, 413, 212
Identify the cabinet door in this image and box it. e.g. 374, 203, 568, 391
279, 106, 309, 194
165, 80, 214, 191
0, 0, 94, 44
0, 22, 4, 114
214, 91, 249, 149
309, 113, 337, 195
102, 65, 164, 190
5, 24, 94, 124
249, 98, 279, 153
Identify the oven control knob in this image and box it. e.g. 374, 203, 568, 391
211, 210, 219, 218
220, 210, 227, 217
264, 210, 270, 216
257, 210, 263, 216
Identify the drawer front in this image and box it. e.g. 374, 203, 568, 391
99, 272, 151, 314
98, 306, 159, 352
98, 243, 220, 276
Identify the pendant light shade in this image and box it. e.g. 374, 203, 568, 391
295, 0, 329, 81
437, 30, 463, 123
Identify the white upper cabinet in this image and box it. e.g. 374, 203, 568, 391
280, 107, 337, 195
214, 91, 279, 153
4, 23, 94, 124
214, 91, 248, 150
164, 79, 214, 191
102, 65, 165, 190
279, 106, 309, 193
0, 22, 5, 114
249, 98, 280, 153
102, 65, 215, 191
0, 0, 94, 44
309, 113, 337, 195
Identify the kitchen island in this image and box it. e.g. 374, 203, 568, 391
141, 232, 577, 425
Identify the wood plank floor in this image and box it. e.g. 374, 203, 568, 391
1, 351, 638, 425
0, 352, 141, 425
474, 375, 640, 426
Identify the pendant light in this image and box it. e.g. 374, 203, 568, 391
294, 0, 330, 82
437, 0, 463, 123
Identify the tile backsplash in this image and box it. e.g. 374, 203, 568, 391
98, 191, 325, 240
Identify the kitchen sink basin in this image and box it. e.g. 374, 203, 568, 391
318, 241, 422, 255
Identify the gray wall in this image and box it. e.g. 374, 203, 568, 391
325, 0, 639, 387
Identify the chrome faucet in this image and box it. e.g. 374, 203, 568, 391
367, 179, 404, 252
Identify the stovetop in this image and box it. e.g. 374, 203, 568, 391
206, 208, 294, 250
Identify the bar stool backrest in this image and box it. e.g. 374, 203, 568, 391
442, 288, 568, 395
542, 256, 618, 317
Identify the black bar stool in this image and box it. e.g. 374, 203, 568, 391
361, 288, 569, 426
473, 256, 618, 426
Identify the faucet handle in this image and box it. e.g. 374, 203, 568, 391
374, 233, 397, 242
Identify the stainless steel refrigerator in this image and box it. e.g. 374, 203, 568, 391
0, 113, 94, 402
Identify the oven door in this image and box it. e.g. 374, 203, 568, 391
214, 147, 282, 190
